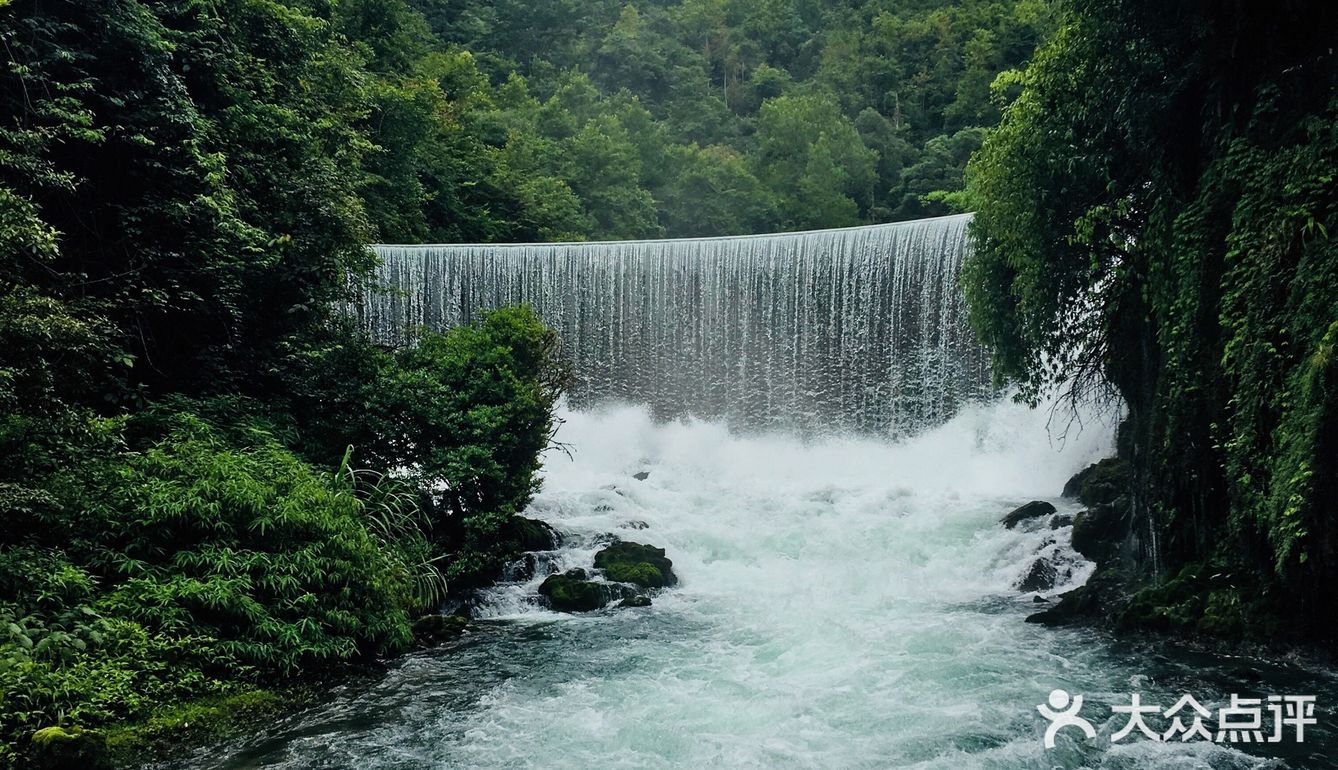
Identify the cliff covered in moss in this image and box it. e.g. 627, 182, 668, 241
964, 0, 1338, 645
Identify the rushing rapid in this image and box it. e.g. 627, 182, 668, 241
176, 399, 1337, 769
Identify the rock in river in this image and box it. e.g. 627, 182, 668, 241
1001, 500, 1056, 529
594, 542, 678, 588
1015, 558, 1058, 592
539, 569, 624, 612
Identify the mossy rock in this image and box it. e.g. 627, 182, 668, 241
1000, 500, 1056, 529
539, 569, 614, 612
594, 542, 677, 588
618, 595, 652, 608
1071, 499, 1129, 563
102, 689, 300, 766
1061, 464, 1093, 498
413, 613, 468, 643
505, 516, 559, 551
1062, 458, 1129, 506
30, 726, 111, 770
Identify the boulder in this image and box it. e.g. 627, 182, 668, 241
538, 569, 627, 612
633, 471, 650, 481
1061, 465, 1093, 498
1026, 583, 1102, 626
1016, 558, 1058, 592
413, 613, 468, 643
1001, 500, 1057, 529
618, 595, 652, 608
1061, 458, 1129, 506
438, 597, 473, 619
30, 726, 111, 770
505, 516, 559, 551
594, 542, 678, 588
1071, 498, 1130, 563
1026, 568, 1127, 626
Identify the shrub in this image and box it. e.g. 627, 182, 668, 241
65, 412, 417, 674
289, 306, 566, 586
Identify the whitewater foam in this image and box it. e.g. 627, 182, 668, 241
177, 396, 1327, 769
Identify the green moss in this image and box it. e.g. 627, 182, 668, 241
593, 542, 677, 589
31, 727, 79, 748
603, 562, 664, 587
538, 570, 611, 612
1115, 563, 1289, 641
28, 725, 110, 770
102, 689, 304, 767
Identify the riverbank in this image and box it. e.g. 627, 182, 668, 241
1026, 449, 1320, 656
3, 306, 565, 770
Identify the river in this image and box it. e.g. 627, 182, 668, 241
172, 398, 1338, 769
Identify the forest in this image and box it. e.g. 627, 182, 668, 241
325, 0, 1051, 241
1, 0, 1043, 764
1, 0, 1335, 767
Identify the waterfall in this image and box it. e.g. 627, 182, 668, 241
356, 213, 993, 436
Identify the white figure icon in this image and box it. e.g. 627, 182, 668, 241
1038, 689, 1096, 748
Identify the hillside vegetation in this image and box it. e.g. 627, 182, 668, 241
965, 0, 1338, 643
358, 0, 1053, 240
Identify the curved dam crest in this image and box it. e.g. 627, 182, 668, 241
356, 213, 993, 436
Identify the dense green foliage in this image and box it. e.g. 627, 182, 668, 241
0, 0, 561, 764
964, 0, 1338, 641
286, 308, 567, 586
368, 0, 1053, 239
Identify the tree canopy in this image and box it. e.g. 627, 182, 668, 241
392, 0, 1054, 239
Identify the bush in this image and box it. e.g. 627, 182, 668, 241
0, 406, 431, 765
68, 412, 417, 673
289, 306, 566, 586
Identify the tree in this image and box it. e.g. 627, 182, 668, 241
753, 94, 877, 229
659, 144, 778, 237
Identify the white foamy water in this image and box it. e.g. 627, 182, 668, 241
183, 398, 1333, 770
